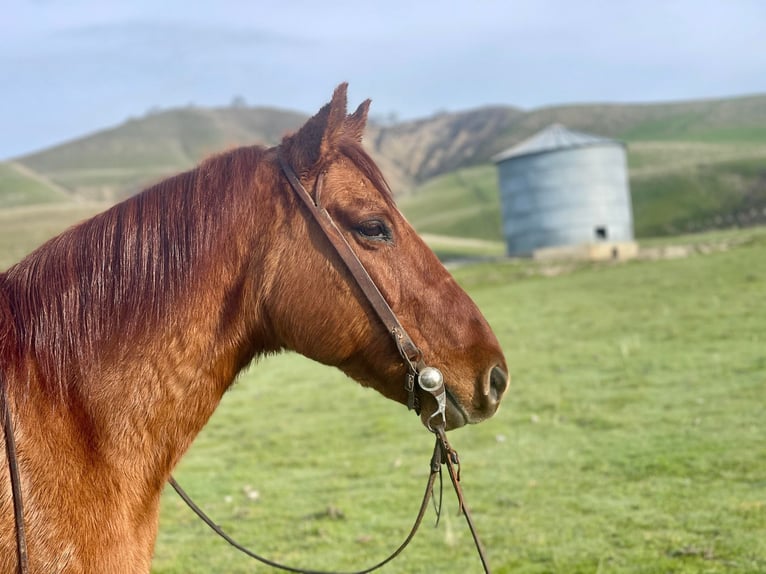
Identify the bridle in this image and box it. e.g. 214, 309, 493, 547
0, 154, 492, 573
278, 155, 432, 418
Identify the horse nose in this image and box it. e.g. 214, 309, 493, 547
486, 364, 509, 406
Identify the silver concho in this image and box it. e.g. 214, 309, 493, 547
417, 366, 444, 392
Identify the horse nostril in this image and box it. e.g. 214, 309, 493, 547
488, 365, 509, 403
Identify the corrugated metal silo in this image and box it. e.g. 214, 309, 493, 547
492, 124, 635, 259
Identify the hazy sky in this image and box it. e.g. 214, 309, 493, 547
2, 0, 765, 159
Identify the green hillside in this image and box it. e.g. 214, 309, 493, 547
490, 94, 766, 153
0, 161, 72, 207
628, 138, 766, 236
399, 165, 502, 240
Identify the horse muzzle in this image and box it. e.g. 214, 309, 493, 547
423, 363, 509, 430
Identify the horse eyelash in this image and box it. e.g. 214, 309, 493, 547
355, 219, 393, 243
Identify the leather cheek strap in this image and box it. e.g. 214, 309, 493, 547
278, 156, 425, 410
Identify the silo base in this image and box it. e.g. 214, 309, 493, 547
532, 241, 638, 262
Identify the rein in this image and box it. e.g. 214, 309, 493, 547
0, 156, 492, 573
1, 381, 28, 573
168, 426, 487, 574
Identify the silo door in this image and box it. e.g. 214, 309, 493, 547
595, 226, 608, 240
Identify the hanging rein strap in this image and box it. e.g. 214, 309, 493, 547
1, 381, 29, 574
169, 427, 490, 574
171, 432, 439, 574
434, 428, 492, 573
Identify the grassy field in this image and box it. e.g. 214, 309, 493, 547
146, 227, 764, 573
1, 205, 764, 573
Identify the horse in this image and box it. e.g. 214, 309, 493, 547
0, 83, 508, 573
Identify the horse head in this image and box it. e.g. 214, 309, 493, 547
270, 84, 508, 430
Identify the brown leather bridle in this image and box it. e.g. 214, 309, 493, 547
0, 156, 492, 573
277, 155, 433, 418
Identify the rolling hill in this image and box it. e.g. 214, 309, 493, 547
14, 106, 309, 202
0, 161, 73, 207
2, 93, 766, 241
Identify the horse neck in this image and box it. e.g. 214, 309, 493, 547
6, 149, 282, 489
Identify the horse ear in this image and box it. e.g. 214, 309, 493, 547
344, 99, 371, 142
281, 83, 348, 175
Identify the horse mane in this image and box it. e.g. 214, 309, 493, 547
2, 145, 268, 398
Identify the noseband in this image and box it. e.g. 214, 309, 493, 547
0, 156, 491, 573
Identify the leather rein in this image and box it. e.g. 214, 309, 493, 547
0, 155, 492, 573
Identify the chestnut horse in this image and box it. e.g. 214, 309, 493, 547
0, 84, 508, 573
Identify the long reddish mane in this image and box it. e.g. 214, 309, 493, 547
1, 146, 267, 397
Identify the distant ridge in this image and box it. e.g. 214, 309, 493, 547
10, 93, 766, 197
3, 93, 766, 238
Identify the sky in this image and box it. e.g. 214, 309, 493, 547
2, 0, 765, 160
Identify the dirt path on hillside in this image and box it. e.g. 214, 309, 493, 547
9, 161, 75, 199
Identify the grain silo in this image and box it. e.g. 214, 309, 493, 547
492, 124, 636, 260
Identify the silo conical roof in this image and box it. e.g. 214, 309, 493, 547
492, 123, 621, 163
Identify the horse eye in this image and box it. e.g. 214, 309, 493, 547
356, 220, 392, 242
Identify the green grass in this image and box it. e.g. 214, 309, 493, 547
400, 165, 503, 241
148, 227, 766, 573
625, 123, 766, 144
423, 235, 506, 262
694, 127, 766, 143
